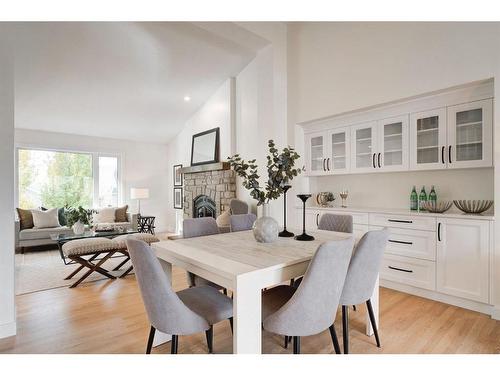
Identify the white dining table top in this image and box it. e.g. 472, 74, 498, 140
152, 229, 353, 279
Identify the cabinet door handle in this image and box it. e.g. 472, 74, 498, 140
323, 158, 326, 171
388, 265, 413, 273
448, 145, 452, 164
327, 158, 330, 171
441, 146, 445, 164
378, 153, 381, 168
388, 219, 413, 224
438, 222, 441, 241
389, 239, 413, 246
372, 153, 376, 168
316, 213, 319, 226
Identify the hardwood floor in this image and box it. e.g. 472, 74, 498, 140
0, 266, 499, 354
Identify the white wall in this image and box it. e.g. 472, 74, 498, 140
309, 168, 494, 212
0, 39, 16, 338
15, 129, 170, 232
288, 23, 500, 208
165, 79, 235, 232
234, 24, 289, 222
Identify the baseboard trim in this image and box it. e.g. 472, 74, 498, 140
490, 306, 500, 320
380, 279, 495, 318
0, 321, 16, 339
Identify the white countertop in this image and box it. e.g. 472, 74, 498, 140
298, 205, 495, 221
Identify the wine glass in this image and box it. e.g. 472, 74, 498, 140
340, 189, 349, 208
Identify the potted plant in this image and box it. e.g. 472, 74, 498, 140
228, 140, 302, 242
66, 206, 93, 235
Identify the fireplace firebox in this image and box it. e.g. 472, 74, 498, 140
193, 195, 216, 219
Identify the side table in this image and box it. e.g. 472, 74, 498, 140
138, 215, 156, 234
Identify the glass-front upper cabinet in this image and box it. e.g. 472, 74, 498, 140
304, 132, 328, 175
350, 122, 377, 173
410, 108, 447, 170
447, 99, 493, 169
327, 127, 350, 174
377, 115, 409, 172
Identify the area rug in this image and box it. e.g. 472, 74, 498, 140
15, 249, 135, 295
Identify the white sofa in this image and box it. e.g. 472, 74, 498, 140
15, 212, 138, 252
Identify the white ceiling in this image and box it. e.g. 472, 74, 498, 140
14, 22, 267, 144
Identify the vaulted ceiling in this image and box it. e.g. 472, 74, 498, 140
14, 22, 267, 143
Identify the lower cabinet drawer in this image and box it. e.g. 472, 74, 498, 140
370, 213, 436, 231
371, 225, 436, 261
380, 254, 436, 291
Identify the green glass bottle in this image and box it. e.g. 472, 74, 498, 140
418, 186, 428, 211
429, 186, 437, 204
410, 186, 418, 211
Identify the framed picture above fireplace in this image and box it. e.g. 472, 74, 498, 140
190, 127, 220, 166
174, 187, 183, 209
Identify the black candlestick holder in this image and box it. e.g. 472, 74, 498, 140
295, 194, 315, 241
279, 185, 294, 237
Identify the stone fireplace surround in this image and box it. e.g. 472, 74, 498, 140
183, 168, 236, 219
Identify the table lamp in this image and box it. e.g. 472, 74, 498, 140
130, 188, 149, 216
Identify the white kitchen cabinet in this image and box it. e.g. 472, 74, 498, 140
436, 218, 490, 303
350, 122, 378, 173
447, 99, 493, 169
327, 127, 350, 174
410, 108, 447, 170
304, 132, 328, 176
377, 115, 409, 172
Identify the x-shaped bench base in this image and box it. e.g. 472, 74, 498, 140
65, 250, 118, 288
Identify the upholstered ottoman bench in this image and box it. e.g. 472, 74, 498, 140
62, 233, 159, 288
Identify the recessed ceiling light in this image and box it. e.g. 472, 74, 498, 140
184, 96, 191, 102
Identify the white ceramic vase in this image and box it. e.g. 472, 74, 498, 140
72, 220, 85, 235
252, 203, 278, 243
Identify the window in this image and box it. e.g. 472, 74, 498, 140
17, 148, 120, 209
98, 156, 119, 207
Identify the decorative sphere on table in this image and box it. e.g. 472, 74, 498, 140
252, 215, 279, 243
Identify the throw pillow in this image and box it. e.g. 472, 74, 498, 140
31, 208, 60, 228
17, 208, 34, 230
40, 206, 68, 227
94, 207, 116, 224
114, 205, 128, 222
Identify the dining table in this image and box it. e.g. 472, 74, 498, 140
151, 228, 379, 354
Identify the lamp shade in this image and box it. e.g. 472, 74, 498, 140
130, 188, 149, 200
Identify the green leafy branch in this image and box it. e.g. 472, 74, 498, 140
228, 140, 302, 206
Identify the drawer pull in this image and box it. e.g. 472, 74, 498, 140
388, 265, 413, 273
388, 219, 413, 224
388, 239, 413, 246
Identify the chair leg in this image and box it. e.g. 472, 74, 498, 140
205, 325, 214, 353
223, 288, 227, 295
229, 317, 233, 333
146, 326, 156, 354
284, 336, 289, 349
352, 305, 357, 311
342, 305, 349, 354
293, 336, 301, 354
171, 335, 179, 354
366, 299, 381, 348
328, 324, 341, 354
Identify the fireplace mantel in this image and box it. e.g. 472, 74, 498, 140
180, 162, 230, 175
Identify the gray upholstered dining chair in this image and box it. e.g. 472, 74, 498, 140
339, 229, 389, 354
230, 213, 257, 232
182, 217, 224, 290
126, 238, 233, 354
229, 199, 248, 215
262, 237, 355, 354
318, 213, 353, 233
